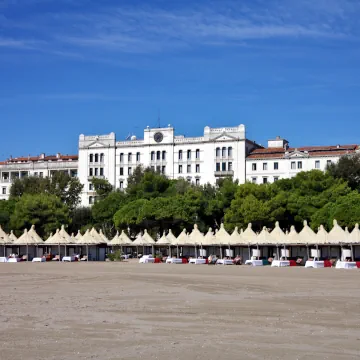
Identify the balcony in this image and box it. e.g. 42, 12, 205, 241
88, 175, 105, 180
214, 170, 234, 177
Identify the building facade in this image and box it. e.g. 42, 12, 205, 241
0, 124, 358, 205
0, 153, 78, 200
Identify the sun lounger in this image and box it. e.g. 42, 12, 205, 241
0, 257, 8, 263
188, 258, 207, 264
166, 258, 183, 264
62, 256, 76, 262
216, 259, 234, 265
245, 259, 263, 266
52, 255, 60, 261
271, 260, 290, 267
139, 255, 155, 263
335, 261, 358, 269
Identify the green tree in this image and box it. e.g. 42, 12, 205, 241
0, 199, 16, 233
327, 153, 360, 191
10, 194, 70, 238
68, 206, 94, 234
91, 178, 113, 199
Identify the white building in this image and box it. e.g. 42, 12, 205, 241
0, 153, 78, 200
0, 125, 358, 205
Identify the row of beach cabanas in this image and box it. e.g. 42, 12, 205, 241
1, 219, 360, 261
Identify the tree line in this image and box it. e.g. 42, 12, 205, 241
1, 154, 360, 239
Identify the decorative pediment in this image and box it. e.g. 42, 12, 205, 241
87, 141, 108, 148
212, 132, 237, 142
284, 150, 309, 159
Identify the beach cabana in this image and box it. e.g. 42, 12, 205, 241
76, 229, 101, 261
132, 230, 155, 256
241, 223, 257, 261
297, 220, 317, 259
99, 229, 108, 243
45, 229, 64, 260
174, 229, 189, 257
156, 231, 171, 257
269, 222, 288, 259
9, 230, 17, 243
13, 228, 44, 261
188, 224, 205, 258
349, 224, 360, 260
75, 230, 83, 242
110, 230, 131, 255
215, 224, 231, 259
0, 227, 11, 258
327, 220, 348, 260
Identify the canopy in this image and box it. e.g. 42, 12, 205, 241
202, 228, 215, 246
45, 229, 67, 245
316, 225, 328, 245
287, 226, 300, 244
350, 224, 360, 244
59, 225, 71, 243
230, 227, 243, 245
257, 227, 274, 245
28, 225, 43, 243
99, 229, 108, 243
9, 230, 17, 242
157, 231, 170, 245
215, 224, 231, 245
166, 229, 177, 245
77, 229, 100, 245
110, 230, 131, 246
75, 230, 83, 241
328, 219, 347, 244
0, 226, 11, 245
14, 228, 44, 245
270, 222, 287, 245
241, 223, 257, 245
90, 227, 105, 243
297, 220, 316, 245
188, 224, 204, 245
174, 229, 189, 245
132, 230, 155, 246
142, 229, 155, 244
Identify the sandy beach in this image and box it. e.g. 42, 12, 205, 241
0, 262, 359, 360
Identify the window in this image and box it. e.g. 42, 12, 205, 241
2, 187, 6, 195
178, 165, 183, 173
120, 153, 124, 162
89, 183, 93, 191
95, 154, 99, 163
222, 162, 226, 171
100, 153, 104, 162
263, 163, 268, 171
89, 196, 93, 205
263, 177, 268, 184
161, 166, 166, 174
94, 168, 98, 176
128, 167, 132, 175
196, 164, 200, 173
39, 172, 43, 178
89, 168, 93, 176
156, 166, 161, 173
222, 147, 226, 157
196, 149, 200, 159
228, 147, 233, 157
195, 178, 200, 186
162, 151, 166, 160
274, 162, 279, 170
89, 154, 93, 163
216, 163, 220, 171
327, 160, 332, 166
216, 147, 220, 157
297, 161, 302, 169
187, 150, 191, 160
157, 151, 161, 160
252, 163, 257, 171
119, 181, 124, 189
187, 164, 191, 173
274, 177, 279, 182
252, 177, 257, 184
128, 153, 132, 163
186, 177, 191, 182
34, 172, 38, 176
151, 166, 155, 171
100, 168, 104, 176
136, 152, 140, 162
179, 150, 183, 160
315, 160, 320, 169
228, 162, 232, 171
120, 167, 124, 176
151, 151, 155, 161
291, 161, 296, 170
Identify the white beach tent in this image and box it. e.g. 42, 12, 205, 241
9, 230, 17, 243
99, 229, 108, 243
75, 230, 83, 242
14, 228, 44, 260
230, 227, 243, 246
241, 223, 257, 245
76, 229, 100, 261
188, 224, 205, 257
316, 225, 328, 245
350, 224, 360, 244
90, 227, 105, 243
45, 229, 64, 259
287, 225, 300, 245
270, 222, 287, 245
0, 226, 11, 257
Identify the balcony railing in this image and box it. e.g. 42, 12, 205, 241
88, 175, 105, 180
214, 170, 234, 177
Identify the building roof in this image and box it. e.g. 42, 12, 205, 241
247, 144, 358, 160
1, 153, 78, 164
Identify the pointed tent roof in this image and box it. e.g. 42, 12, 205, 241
350, 224, 360, 244
75, 230, 83, 241
316, 225, 328, 245
45, 229, 65, 244
287, 226, 300, 244
14, 228, 44, 245
99, 229, 108, 243
70, 233, 76, 244
230, 227, 243, 245
242, 223, 257, 245
166, 229, 177, 244
111, 231, 119, 243
132, 232, 144, 245
59, 225, 71, 243
142, 229, 155, 244
156, 231, 170, 245
119, 230, 132, 245
257, 227, 274, 245
202, 228, 216, 246
46, 232, 53, 242
28, 225, 43, 243
90, 227, 104, 243
188, 224, 204, 245
111, 230, 132, 246
328, 219, 347, 244
297, 220, 316, 245
215, 224, 231, 245
175, 229, 190, 245
270, 222, 287, 245
9, 230, 17, 242
77, 229, 100, 245
0, 225, 11, 244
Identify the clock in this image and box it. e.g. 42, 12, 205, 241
154, 132, 163, 143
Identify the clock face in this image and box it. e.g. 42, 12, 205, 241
154, 132, 163, 143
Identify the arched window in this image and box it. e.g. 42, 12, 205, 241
120, 153, 124, 162
157, 151, 161, 160
222, 147, 226, 158
89, 154, 93, 163
162, 151, 166, 160
195, 149, 200, 159
228, 147, 232, 157
216, 148, 220, 157
151, 151, 155, 161
136, 152, 140, 162
100, 153, 104, 162
128, 153, 132, 162
179, 150, 183, 160
187, 150, 191, 159
95, 154, 99, 162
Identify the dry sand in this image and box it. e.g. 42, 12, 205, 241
0, 262, 359, 360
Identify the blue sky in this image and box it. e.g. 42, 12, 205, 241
1, 0, 360, 158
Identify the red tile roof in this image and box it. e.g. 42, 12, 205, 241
247, 145, 358, 159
